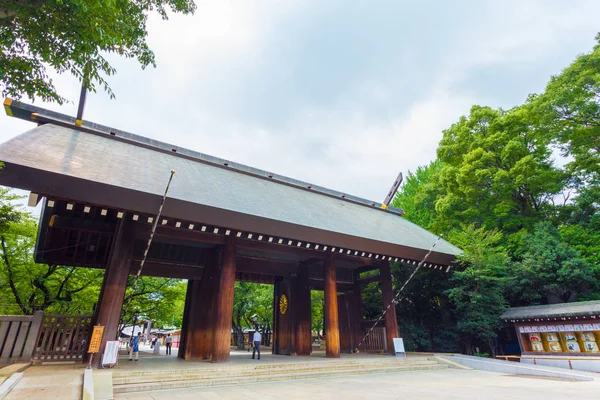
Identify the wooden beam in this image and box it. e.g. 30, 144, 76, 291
139, 225, 225, 245
356, 264, 379, 273
356, 274, 381, 285
307, 279, 353, 292
236, 256, 297, 276
130, 261, 203, 280
49, 215, 116, 234
140, 225, 366, 266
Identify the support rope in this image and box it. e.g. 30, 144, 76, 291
121, 170, 175, 327
353, 234, 443, 353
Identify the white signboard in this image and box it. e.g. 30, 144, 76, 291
593, 323, 600, 331
393, 338, 406, 357
583, 324, 593, 331
101, 340, 120, 366
531, 326, 540, 332
539, 325, 548, 332
547, 325, 557, 332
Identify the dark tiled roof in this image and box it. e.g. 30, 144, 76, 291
0, 100, 461, 263
501, 301, 600, 320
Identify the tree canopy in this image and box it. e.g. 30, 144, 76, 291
0, 0, 196, 104
0, 190, 187, 332
385, 32, 600, 355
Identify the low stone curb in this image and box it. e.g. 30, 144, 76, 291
83, 369, 94, 400
0, 372, 23, 400
439, 355, 596, 381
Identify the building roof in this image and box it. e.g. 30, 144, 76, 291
0, 99, 461, 266
501, 301, 600, 321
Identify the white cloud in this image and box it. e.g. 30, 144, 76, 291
1, 0, 600, 206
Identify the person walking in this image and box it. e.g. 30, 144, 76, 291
129, 332, 141, 361
251, 330, 262, 360
153, 336, 162, 355
151, 336, 156, 349
165, 334, 173, 356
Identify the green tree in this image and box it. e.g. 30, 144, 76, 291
507, 221, 596, 305
532, 33, 600, 188
446, 225, 509, 356
0, 189, 188, 328
310, 290, 323, 340
120, 276, 186, 331
0, 0, 196, 104
558, 188, 600, 268
232, 282, 273, 348
436, 105, 565, 241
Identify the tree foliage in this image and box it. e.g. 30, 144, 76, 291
232, 282, 273, 348
446, 225, 508, 355
531, 33, 600, 187
0, 0, 196, 103
0, 189, 187, 331
508, 222, 596, 305
380, 32, 600, 356
436, 105, 565, 237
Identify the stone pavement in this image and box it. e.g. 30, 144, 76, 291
114, 368, 600, 400
5, 363, 83, 400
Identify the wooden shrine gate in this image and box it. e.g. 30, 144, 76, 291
33, 314, 93, 362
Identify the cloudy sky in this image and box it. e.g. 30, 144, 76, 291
1, 0, 599, 205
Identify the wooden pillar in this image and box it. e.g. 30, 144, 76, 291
181, 248, 221, 360
324, 254, 340, 358
92, 217, 134, 368
337, 293, 353, 353
380, 261, 399, 355
294, 266, 312, 355
178, 279, 194, 359
211, 236, 236, 363
351, 270, 363, 351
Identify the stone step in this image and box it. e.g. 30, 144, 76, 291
113, 361, 442, 385
113, 358, 439, 379
113, 364, 448, 393
113, 360, 442, 384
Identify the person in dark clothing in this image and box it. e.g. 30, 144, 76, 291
165, 334, 173, 355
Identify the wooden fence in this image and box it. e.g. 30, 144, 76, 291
362, 327, 387, 352
0, 312, 43, 364
33, 314, 93, 362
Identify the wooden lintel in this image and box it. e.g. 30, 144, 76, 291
308, 278, 352, 292
356, 274, 381, 285
49, 215, 116, 234
356, 264, 380, 273
130, 261, 204, 280
140, 225, 225, 245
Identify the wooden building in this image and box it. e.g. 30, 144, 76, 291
502, 301, 600, 356
0, 99, 461, 368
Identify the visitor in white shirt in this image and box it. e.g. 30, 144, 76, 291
252, 330, 262, 360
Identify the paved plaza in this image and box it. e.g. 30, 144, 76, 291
6, 348, 600, 399
113, 368, 600, 400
